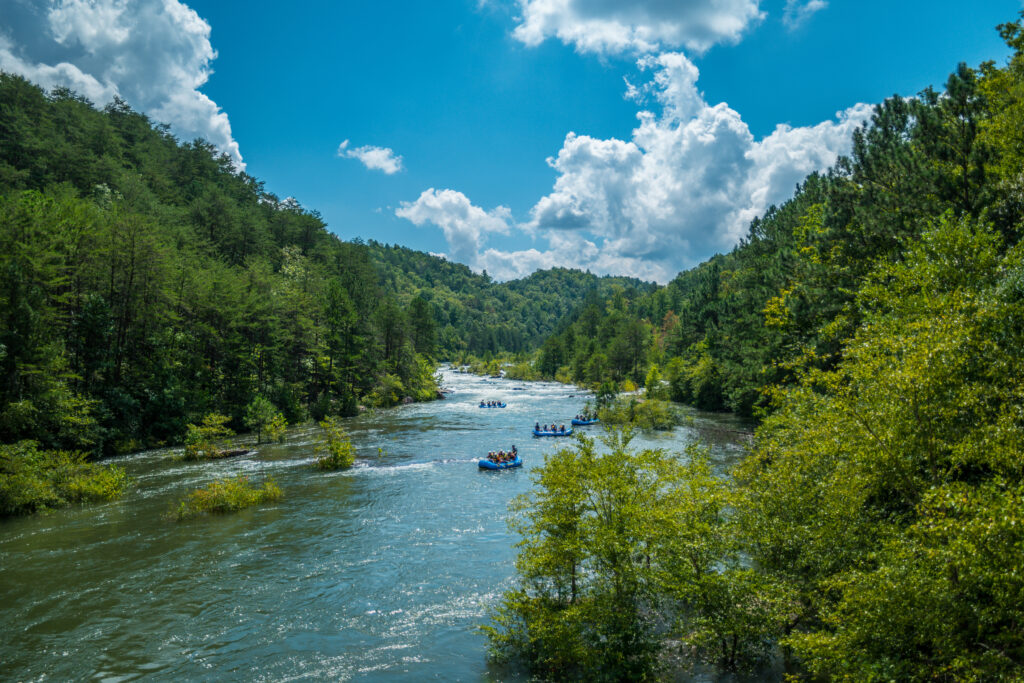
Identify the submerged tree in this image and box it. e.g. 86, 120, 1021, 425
485, 428, 789, 679
244, 396, 285, 444
314, 416, 356, 470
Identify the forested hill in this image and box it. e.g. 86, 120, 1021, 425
366, 240, 655, 355
534, 31, 1024, 418
0, 73, 449, 456
0, 71, 652, 457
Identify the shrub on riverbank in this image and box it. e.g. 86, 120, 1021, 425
314, 417, 356, 470
598, 397, 680, 430
365, 356, 442, 407
0, 441, 130, 516
453, 353, 544, 382
170, 476, 282, 521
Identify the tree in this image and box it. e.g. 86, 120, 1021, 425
644, 363, 667, 400
407, 295, 436, 357
181, 413, 234, 460
486, 429, 680, 679
736, 215, 1024, 679
244, 395, 281, 444
314, 416, 356, 470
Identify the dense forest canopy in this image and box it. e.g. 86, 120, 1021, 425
365, 241, 655, 356
0, 72, 654, 459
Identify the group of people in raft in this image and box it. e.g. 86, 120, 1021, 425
574, 412, 596, 421
479, 400, 503, 407
486, 445, 518, 463
535, 422, 569, 433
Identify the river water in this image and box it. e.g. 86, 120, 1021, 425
0, 369, 753, 681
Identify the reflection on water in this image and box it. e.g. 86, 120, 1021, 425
0, 368, 753, 681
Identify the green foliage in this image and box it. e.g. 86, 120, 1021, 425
314, 417, 356, 470
243, 396, 284, 444
180, 413, 234, 461
0, 74, 451, 457
169, 475, 282, 521
265, 412, 287, 443
0, 440, 129, 515
366, 245, 656, 358
643, 364, 668, 400
597, 397, 680, 431
524, 24, 1021, 421
485, 429, 789, 678
733, 214, 1024, 680
367, 373, 405, 408
485, 430, 667, 679
504, 360, 543, 381
594, 380, 617, 409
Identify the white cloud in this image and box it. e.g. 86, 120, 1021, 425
783, 0, 827, 29
512, 0, 764, 55
397, 52, 872, 283
0, 0, 243, 169
518, 52, 871, 281
337, 140, 404, 174
395, 189, 512, 266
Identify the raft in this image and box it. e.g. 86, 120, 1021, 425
478, 403, 507, 408
532, 428, 573, 437
479, 455, 522, 470
571, 418, 599, 426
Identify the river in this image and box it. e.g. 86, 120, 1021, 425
0, 368, 753, 681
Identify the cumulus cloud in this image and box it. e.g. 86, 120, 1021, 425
524, 53, 872, 280
337, 140, 404, 174
512, 0, 764, 55
0, 0, 243, 169
395, 189, 512, 266
783, 0, 827, 29
398, 52, 871, 283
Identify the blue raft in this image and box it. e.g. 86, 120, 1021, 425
571, 418, 599, 426
478, 403, 507, 408
479, 455, 522, 470
533, 428, 574, 437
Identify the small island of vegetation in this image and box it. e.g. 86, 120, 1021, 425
169, 475, 282, 521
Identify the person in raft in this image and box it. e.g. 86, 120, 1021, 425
559, 424, 566, 432
535, 421, 540, 431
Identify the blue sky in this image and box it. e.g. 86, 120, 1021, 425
1, 0, 1019, 281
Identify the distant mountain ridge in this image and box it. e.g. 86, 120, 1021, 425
364, 240, 656, 355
